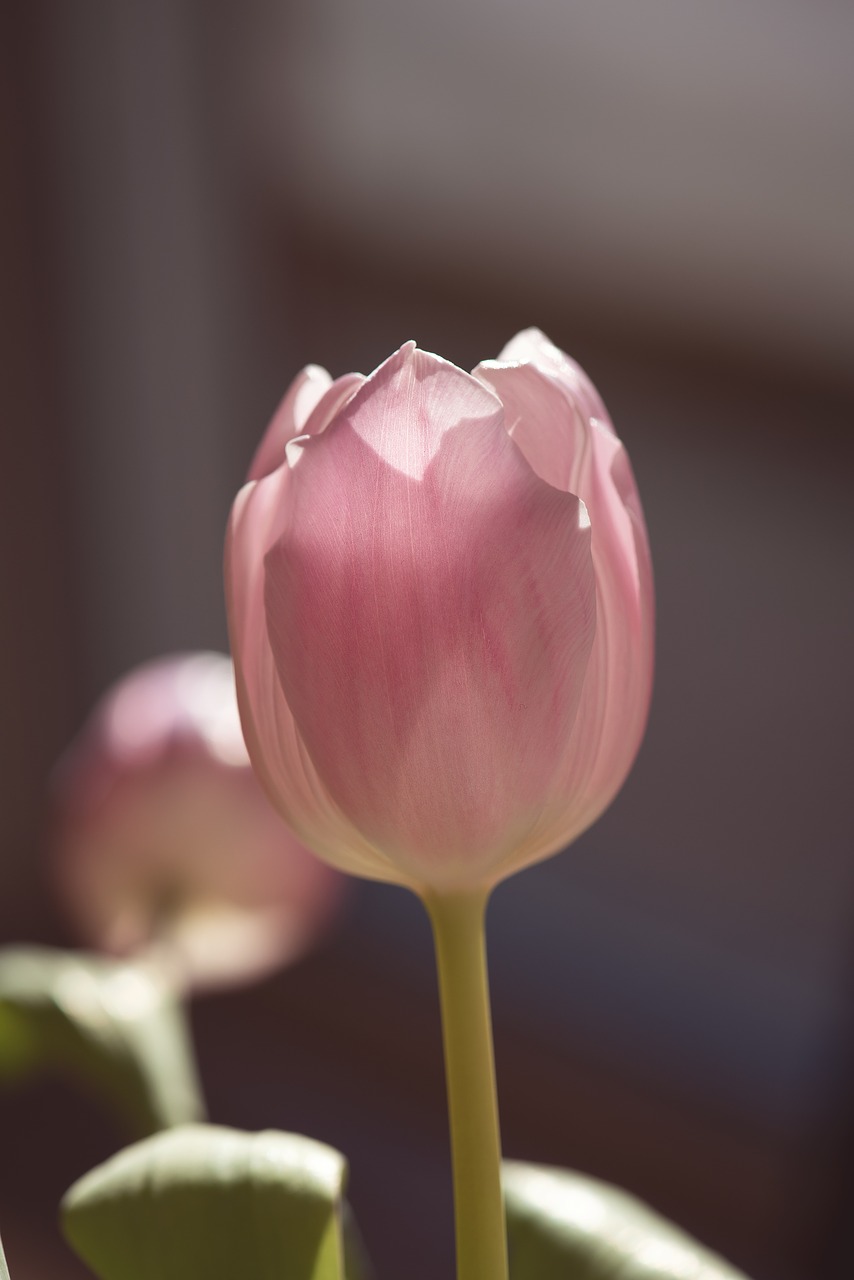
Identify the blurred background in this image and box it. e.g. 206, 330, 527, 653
1, 2, 853, 1277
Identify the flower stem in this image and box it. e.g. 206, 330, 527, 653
425, 889, 508, 1280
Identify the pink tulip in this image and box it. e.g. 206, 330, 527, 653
51, 653, 343, 990
225, 330, 653, 894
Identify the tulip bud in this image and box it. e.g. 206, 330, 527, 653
51, 653, 342, 990
225, 331, 653, 894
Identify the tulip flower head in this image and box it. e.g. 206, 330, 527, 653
52, 653, 342, 990
226, 331, 653, 896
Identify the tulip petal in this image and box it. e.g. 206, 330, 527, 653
475, 333, 654, 861
302, 371, 365, 438
248, 368, 365, 482
262, 344, 597, 889
225, 468, 400, 884
497, 327, 617, 437
248, 366, 330, 482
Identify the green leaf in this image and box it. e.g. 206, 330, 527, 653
503, 1160, 751, 1279
62, 1124, 360, 1280
0, 946, 204, 1137
341, 1200, 374, 1280
0, 1228, 10, 1280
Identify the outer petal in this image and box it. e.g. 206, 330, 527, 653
262, 343, 597, 890
497, 328, 616, 438
248, 366, 365, 481
301, 371, 364, 438
248, 366, 330, 481
225, 465, 399, 884
475, 330, 654, 866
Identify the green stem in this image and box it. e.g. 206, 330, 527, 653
425, 889, 508, 1280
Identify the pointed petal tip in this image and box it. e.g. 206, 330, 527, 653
514, 325, 549, 345
498, 327, 560, 365
345, 341, 504, 418
380, 340, 418, 371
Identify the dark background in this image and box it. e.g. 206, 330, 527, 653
1, 4, 853, 1278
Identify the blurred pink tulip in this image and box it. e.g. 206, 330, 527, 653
51, 653, 343, 990
226, 330, 653, 894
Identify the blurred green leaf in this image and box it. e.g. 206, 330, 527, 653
504, 1160, 751, 1279
0, 1228, 10, 1280
62, 1124, 362, 1280
0, 946, 203, 1137
341, 1199, 374, 1280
